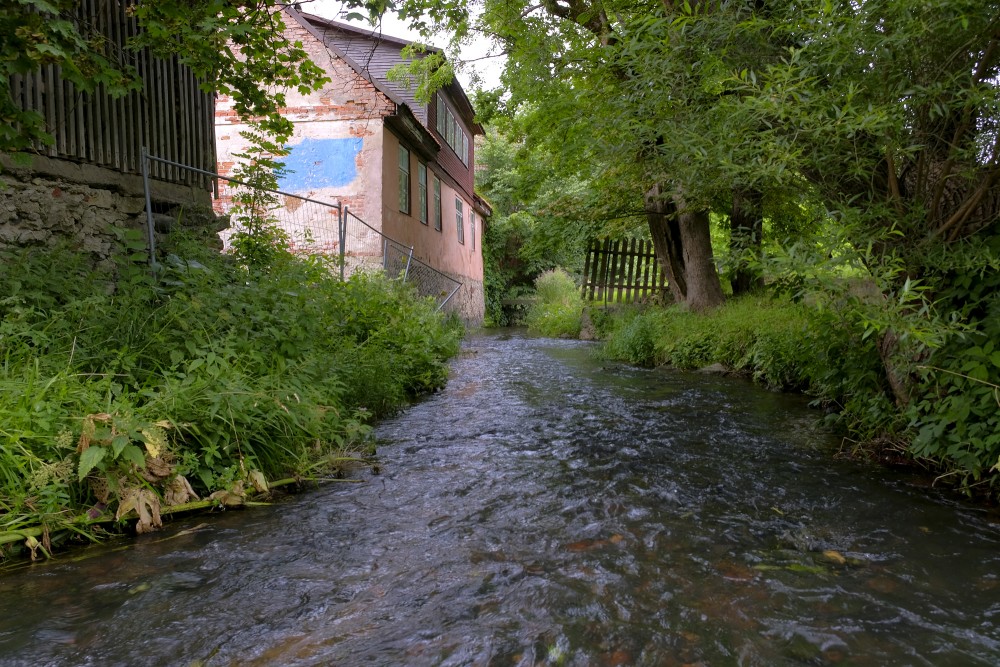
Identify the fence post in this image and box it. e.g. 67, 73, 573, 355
404, 245, 414, 281
339, 204, 347, 281
140, 146, 158, 274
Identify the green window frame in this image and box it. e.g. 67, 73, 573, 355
433, 177, 442, 231
418, 163, 428, 224
398, 145, 410, 214
456, 197, 465, 244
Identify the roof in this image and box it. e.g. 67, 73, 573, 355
291, 10, 482, 135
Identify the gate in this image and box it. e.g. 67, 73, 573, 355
581, 238, 668, 303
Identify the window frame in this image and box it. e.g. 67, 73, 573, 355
455, 197, 465, 245
417, 163, 428, 225
470, 210, 476, 250
436, 94, 446, 136
433, 177, 442, 232
437, 93, 470, 165
398, 145, 410, 214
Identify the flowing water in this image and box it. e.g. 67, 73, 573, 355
2, 331, 1000, 666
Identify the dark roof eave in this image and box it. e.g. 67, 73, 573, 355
387, 104, 440, 161
289, 8, 407, 107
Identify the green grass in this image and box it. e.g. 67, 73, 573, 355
600, 296, 821, 388
0, 233, 462, 558
525, 268, 584, 338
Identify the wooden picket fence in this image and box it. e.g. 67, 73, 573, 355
7, 0, 215, 188
581, 238, 668, 303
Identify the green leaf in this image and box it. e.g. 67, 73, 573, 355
121, 444, 146, 468
111, 434, 130, 457
78, 446, 106, 480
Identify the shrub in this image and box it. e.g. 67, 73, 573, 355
525, 268, 584, 338
0, 235, 461, 551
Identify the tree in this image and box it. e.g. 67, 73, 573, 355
388, 0, 798, 311
1, 0, 328, 155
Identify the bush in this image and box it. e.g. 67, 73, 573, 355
600, 297, 819, 387
0, 235, 461, 551
525, 268, 584, 338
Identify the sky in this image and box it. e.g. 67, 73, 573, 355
299, 0, 505, 92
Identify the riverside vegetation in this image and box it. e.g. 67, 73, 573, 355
0, 229, 461, 562
518, 255, 1000, 498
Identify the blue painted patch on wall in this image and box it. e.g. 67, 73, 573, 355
278, 137, 363, 192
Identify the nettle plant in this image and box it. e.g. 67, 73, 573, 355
227, 123, 294, 272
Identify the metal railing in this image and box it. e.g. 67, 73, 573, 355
140, 149, 461, 310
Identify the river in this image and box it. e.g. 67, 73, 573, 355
1, 331, 999, 666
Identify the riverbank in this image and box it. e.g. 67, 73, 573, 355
513, 267, 998, 500
0, 235, 461, 562
587, 294, 998, 499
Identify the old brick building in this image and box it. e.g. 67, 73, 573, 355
215, 8, 487, 323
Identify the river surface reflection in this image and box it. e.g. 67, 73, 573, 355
1, 331, 999, 666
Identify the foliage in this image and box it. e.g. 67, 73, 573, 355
905, 234, 1000, 488
601, 297, 821, 387
1, 0, 328, 155
525, 268, 583, 338
0, 0, 139, 152
476, 123, 640, 326
0, 236, 460, 556
226, 124, 295, 272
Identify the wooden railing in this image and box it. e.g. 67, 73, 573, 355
581, 238, 668, 303
7, 0, 215, 189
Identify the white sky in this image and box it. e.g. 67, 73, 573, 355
299, 0, 505, 92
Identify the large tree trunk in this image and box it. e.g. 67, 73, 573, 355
645, 183, 685, 303
729, 189, 764, 296
645, 184, 726, 312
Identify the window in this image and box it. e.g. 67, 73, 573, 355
437, 94, 469, 165
455, 197, 465, 244
470, 211, 476, 250
398, 145, 410, 214
417, 163, 428, 224
436, 94, 446, 136
433, 177, 442, 231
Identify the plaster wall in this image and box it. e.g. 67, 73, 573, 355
214, 17, 393, 241
381, 132, 485, 325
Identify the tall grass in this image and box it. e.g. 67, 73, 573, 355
525, 268, 584, 338
0, 233, 461, 557
599, 295, 891, 429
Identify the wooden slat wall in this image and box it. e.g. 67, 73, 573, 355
8, 0, 215, 190
581, 238, 668, 303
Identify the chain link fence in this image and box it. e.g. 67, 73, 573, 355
141, 150, 461, 310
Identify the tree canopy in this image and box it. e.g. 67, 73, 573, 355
0, 0, 329, 153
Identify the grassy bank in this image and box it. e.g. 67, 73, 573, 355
0, 233, 461, 561
596, 294, 1000, 497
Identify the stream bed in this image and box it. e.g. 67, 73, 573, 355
1, 331, 999, 666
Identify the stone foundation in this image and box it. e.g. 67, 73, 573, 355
0, 168, 221, 271
0, 173, 145, 262
441, 275, 484, 327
